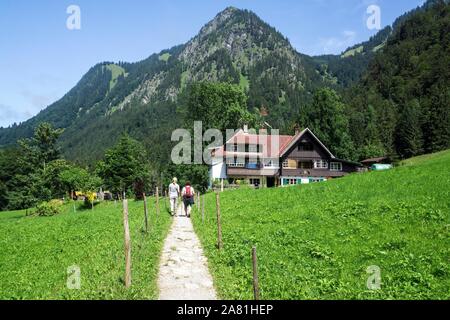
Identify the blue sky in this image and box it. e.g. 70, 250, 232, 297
0, 0, 425, 128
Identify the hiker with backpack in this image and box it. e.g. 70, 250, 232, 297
181, 182, 195, 218
168, 177, 180, 216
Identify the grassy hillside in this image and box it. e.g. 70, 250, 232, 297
0, 200, 171, 299
105, 64, 126, 91
193, 150, 450, 299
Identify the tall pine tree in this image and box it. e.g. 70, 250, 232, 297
395, 99, 424, 159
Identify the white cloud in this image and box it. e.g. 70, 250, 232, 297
20, 89, 55, 110
0, 89, 57, 128
318, 30, 357, 54
0, 103, 33, 128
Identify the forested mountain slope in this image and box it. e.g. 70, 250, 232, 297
0, 7, 327, 165
0, 1, 449, 166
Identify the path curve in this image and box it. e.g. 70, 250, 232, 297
158, 205, 217, 300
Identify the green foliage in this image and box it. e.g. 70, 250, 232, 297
315, 26, 392, 87
305, 88, 355, 160
347, 1, 450, 159
35, 200, 63, 217
43, 159, 70, 199
183, 82, 257, 131
96, 134, 154, 197
395, 100, 424, 158
59, 166, 89, 197
5, 123, 64, 210
192, 150, 450, 299
0, 147, 21, 210
174, 81, 257, 190
165, 164, 209, 193
17, 122, 63, 172
0, 1, 448, 173
0, 180, 7, 210
0, 200, 171, 299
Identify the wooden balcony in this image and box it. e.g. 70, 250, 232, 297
226, 165, 279, 177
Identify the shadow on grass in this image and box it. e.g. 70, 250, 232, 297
72, 201, 101, 212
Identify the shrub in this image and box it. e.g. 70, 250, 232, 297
213, 179, 230, 188
35, 200, 63, 217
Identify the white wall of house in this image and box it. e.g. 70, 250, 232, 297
210, 160, 227, 181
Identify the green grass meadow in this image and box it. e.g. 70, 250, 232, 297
192, 150, 450, 299
0, 199, 172, 300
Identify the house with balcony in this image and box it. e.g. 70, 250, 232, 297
210, 127, 362, 188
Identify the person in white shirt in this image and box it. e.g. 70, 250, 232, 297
181, 181, 195, 218
168, 177, 180, 216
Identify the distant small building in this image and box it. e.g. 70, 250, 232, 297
361, 156, 390, 168
370, 164, 393, 171
209, 127, 363, 188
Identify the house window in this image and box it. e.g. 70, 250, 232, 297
264, 160, 277, 168
248, 145, 259, 153
282, 178, 301, 186
310, 178, 325, 183
298, 142, 314, 151
249, 179, 261, 186
330, 162, 342, 172
227, 144, 238, 152
298, 161, 313, 169
314, 160, 328, 169
283, 159, 297, 169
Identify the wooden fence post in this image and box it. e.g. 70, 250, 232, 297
123, 199, 132, 288
156, 187, 160, 216
143, 193, 149, 234
202, 194, 205, 223
252, 246, 260, 300
215, 192, 223, 250
197, 192, 200, 211
164, 189, 168, 212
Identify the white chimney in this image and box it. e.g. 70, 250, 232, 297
243, 125, 249, 133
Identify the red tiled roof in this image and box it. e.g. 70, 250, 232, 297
213, 131, 295, 158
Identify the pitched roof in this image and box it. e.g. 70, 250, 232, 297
361, 156, 389, 164
279, 128, 335, 158
213, 130, 295, 158
213, 128, 356, 162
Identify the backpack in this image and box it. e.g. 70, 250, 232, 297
185, 186, 193, 198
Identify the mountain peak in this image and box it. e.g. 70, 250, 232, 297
198, 6, 244, 37
218, 6, 240, 16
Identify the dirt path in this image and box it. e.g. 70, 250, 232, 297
157, 205, 217, 300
